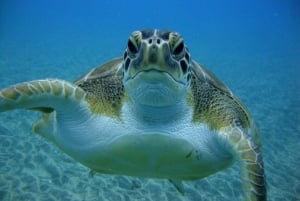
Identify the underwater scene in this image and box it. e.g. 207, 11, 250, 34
0, 0, 299, 200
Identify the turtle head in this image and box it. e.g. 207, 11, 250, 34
122, 29, 192, 107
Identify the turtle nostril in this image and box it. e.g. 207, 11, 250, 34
149, 38, 161, 45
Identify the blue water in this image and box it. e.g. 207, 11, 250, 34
0, 0, 299, 200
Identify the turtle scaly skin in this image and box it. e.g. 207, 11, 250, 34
0, 29, 266, 201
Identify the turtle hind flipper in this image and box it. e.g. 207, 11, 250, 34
0, 79, 86, 113
240, 145, 266, 201
227, 126, 267, 201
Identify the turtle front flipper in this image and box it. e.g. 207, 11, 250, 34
226, 125, 267, 201
0, 79, 86, 113
0, 79, 88, 141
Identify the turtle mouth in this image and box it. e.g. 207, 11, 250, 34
123, 69, 188, 106
125, 69, 185, 85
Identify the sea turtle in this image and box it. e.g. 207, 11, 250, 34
0, 29, 266, 200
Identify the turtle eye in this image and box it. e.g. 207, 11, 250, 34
173, 41, 184, 55
169, 32, 185, 57
128, 39, 138, 54
127, 31, 142, 55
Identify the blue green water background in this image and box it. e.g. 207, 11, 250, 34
0, 0, 299, 200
